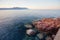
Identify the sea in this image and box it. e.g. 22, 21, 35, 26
0, 9, 60, 40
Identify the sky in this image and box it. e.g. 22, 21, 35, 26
0, 0, 60, 9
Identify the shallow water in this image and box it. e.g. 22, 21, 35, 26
0, 9, 60, 40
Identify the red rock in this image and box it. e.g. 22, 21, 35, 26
33, 18, 60, 32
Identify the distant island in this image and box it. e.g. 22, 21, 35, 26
0, 7, 28, 10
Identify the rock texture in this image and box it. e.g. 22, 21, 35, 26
54, 29, 60, 40
33, 18, 60, 32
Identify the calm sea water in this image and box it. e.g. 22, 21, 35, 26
0, 9, 60, 40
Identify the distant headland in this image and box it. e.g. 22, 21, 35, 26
0, 7, 28, 10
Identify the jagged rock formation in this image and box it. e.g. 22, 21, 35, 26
33, 17, 60, 32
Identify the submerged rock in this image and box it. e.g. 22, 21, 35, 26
26, 29, 36, 36
25, 24, 33, 29
46, 36, 52, 40
37, 33, 44, 39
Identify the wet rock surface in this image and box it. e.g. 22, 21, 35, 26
26, 29, 36, 36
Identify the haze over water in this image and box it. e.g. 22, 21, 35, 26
0, 10, 60, 40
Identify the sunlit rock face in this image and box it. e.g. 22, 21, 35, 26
33, 18, 60, 32
26, 29, 36, 36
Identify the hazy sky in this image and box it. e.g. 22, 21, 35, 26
0, 0, 60, 9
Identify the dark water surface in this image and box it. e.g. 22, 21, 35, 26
0, 10, 60, 40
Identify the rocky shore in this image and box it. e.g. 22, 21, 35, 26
25, 17, 60, 40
